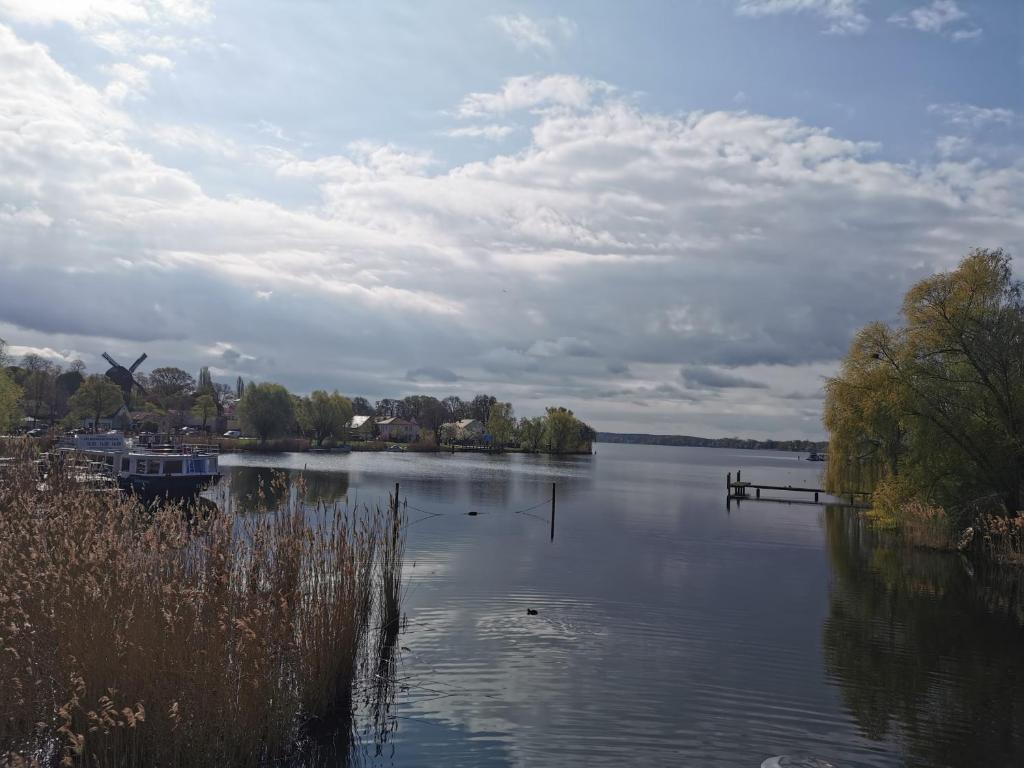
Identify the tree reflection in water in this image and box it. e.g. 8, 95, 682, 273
823, 507, 1024, 767
219, 467, 351, 512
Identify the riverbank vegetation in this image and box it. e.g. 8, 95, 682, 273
824, 248, 1024, 564
0, 446, 405, 766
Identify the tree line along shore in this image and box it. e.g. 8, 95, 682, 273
0, 350, 595, 455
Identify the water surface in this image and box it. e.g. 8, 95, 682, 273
214, 444, 1024, 767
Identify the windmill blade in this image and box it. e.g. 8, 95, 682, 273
129, 353, 148, 372
131, 376, 147, 395
102, 352, 120, 368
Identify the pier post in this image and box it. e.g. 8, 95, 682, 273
727, 472, 731, 492
550, 483, 556, 542
815, 491, 819, 502
737, 470, 741, 484
394, 482, 400, 519
756, 487, 760, 499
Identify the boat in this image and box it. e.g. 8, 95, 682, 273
386, 444, 406, 452
55, 432, 221, 501
806, 452, 828, 462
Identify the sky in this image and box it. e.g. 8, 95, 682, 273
0, 0, 1021, 439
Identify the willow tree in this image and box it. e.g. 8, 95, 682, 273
824, 249, 1024, 516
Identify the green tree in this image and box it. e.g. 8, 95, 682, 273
0, 368, 22, 433
486, 401, 516, 447
69, 375, 124, 432
238, 383, 294, 442
518, 416, 545, 452
544, 407, 578, 454
824, 248, 1024, 518
191, 394, 217, 433
303, 390, 354, 447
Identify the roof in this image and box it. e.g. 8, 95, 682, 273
376, 417, 416, 427
348, 415, 373, 428
456, 418, 482, 428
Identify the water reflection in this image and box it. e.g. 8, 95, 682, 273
212, 465, 351, 511
823, 507, 1024, 767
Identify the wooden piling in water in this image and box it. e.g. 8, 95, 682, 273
550, 482, 556, 542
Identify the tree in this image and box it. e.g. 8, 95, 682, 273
54, 370, 84, 420
469, 394, 497, 424
824, 248, 1024, 518
518, 416, 545, 452
236, 376, 245, 399
192, 394, 217, 433
196, 366, 216, 402
20, 354, 58, 423
441, 396, 466, 422
402, 395, 445, 442
544, 407, 578, 454
486, 402, 516, 447
69, 375, 124, 432
149, 367, 196, 400
0, 368, 22, 433
303, 390, 353, 447
238, 383, 294, 442
375, 398, 401, 418
351, 396, 373, 416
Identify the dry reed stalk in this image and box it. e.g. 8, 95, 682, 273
0, 449, 405, 768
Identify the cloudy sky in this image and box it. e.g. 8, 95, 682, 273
1, 0, 1021, 438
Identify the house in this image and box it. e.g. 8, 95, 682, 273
440, 418, 486, 444
347, 414, 377, 441
375, 417, 419, 443
79, 404, 130, 432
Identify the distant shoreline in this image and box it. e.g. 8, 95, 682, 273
595, 432, 827, 452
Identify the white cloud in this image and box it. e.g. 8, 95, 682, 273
889, 1, 981, 40
491, 13, 576, 52
928, 102, 1016, 130
1, 21, 1022, 437
735, 0, 869, 35
445, 124, 515, 141
456, 74, 614, 118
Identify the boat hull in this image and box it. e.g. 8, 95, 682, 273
120, 473, 221, 501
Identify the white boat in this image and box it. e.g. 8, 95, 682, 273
55, 432, 220, 500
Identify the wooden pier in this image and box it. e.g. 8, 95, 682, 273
726, 470, 870, 507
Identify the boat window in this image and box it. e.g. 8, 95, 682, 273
163, 459, 183, 474
136, 459, 147, 474
121, 458, 130, 472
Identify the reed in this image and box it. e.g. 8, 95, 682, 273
0, 446, 404, 767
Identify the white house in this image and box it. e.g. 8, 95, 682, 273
375, 417, 419, 443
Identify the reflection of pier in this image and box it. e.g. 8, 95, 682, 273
726, 470, 870, 508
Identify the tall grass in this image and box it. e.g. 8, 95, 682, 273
0, 443, 404, 767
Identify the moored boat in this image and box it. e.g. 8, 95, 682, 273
56, 432, 221, 501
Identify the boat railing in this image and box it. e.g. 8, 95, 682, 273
131, 442, 220, 456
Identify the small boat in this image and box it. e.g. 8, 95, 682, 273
55, 432, 220, 501
386, 444, 406, 453
331, 444, 352, 454
806, 452, 827, 462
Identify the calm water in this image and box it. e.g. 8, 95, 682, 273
212, 443, 1024, 768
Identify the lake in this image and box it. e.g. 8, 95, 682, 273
212, 443, 1024, 768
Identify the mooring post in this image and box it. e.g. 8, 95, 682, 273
394, 481, 400, 519
815, 491, 819, 502
756, 487, 760, 499
727, 472, 731, 491
550, 482, 556, 542
737, 469, 741, 484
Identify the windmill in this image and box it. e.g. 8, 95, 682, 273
103, 352, 147, 407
